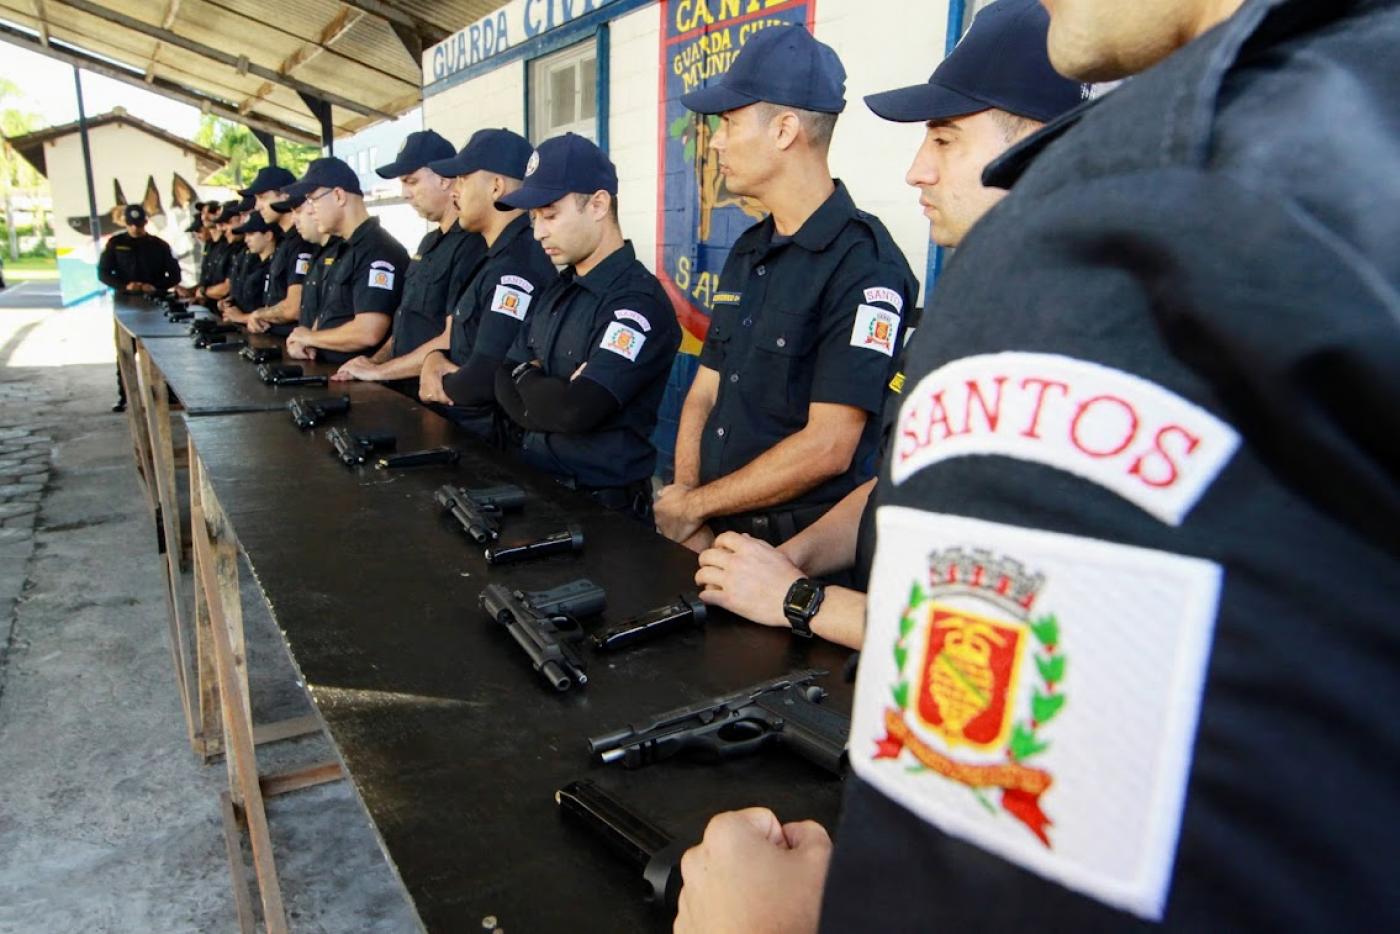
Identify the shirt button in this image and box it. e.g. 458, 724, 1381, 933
776, 337, 787, 348
729, 373, 739, 383
742, 318, 753, 327
717, 427, 726, 437
756, 265, 766, 277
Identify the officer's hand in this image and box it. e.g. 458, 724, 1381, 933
675, 809, 830, 934
246, 312, 270, 334
332, 357, 375, 383
139, 283, 156, 294
286, 329, 315, 361
681, 527, 716, 553
124, 282, 143, 293
655, 484, 703, 543
695, 532, 803, 629
419, 367, 448, 404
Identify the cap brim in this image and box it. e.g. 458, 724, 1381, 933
374, 159, 420, 179
679, 84, 760, 115
864, 81, 991, 123
270, 197, 304, 214
495, 184, 570, 211
425, 154, 475, 179
283, 179, 318, 198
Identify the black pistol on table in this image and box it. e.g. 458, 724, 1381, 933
591, 592, 707, 652
289, 394, 351, 430
479, 579, 606, 692
556, 780, 685, 912
327, 426, 396, 466
588, 668, 848, 775
375, 446, 459, 469
240, 346, 281, 364
435, 483, 527, 545
484, 524, 584, 565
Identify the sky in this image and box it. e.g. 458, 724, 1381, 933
1, 41, 201, 136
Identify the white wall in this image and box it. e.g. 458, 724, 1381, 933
424, 62, 527, 151
45, 121, 204, 258
607, 3, 663, 269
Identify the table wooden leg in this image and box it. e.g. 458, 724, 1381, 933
190, 453, 222, 761
193, 451, 343, 933
114, 323, 156, 518
136, 350, 199, 756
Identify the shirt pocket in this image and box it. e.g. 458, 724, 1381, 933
746, 308, 816, 415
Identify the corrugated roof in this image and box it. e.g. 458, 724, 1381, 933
0, 0, 511, 144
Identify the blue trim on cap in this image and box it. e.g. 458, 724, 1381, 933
424, 0, 650, 99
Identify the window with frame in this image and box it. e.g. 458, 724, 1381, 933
528, 39, 598, 143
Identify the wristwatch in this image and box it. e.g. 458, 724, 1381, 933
782, 578, 825, 638
511, 360, 541, 384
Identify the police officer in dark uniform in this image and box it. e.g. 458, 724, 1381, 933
219, 212, 276, 321
182, 203, 226, 301
493, 133, 680, 519
202, 199, 247, 307
329, 130, 485, 385
675, 1, 1400, 931
274, 193, 339, 331
283, 158, 409, 364
657, 25, 918, 552
407, 128, 557, 437
236, 166, 311, 337
691, 0, 1085, 651
100, 203, 180, 410
98, 204, 180, 295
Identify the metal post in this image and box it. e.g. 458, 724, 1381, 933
251, 128, 278, 167
73, 65, 101, 247
922, 0, 969, 300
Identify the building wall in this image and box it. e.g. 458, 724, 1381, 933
422, 0, 948, 304
45, 121, 205, 257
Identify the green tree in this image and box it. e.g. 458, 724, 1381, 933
195, 115, 320, 188
1, 78, 50, 260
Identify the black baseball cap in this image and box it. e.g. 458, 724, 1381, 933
270, 194, 306, 214
375, 130, 456, 178
238, 165, 297, 197
428, 128, 534, 180
123, 204, 147, 226
234, 213, 275, 234
285, 157, 363, 198
864, 0, 1086, 124
495, 133, 618, 211
185, 214, 205, 232
215, 200, 243, 223
680, 25, 846, 115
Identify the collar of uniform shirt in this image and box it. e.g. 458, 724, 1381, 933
347, 214, 383, 246
563, 239, 638, 294
487, 213, 533, 257
734, 179, 859, 255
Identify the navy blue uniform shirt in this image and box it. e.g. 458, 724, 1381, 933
313, 217, 409, 364
503, 241, 679, 488
698, 181, 917, 513
390, 222, 485, 358
98, 232, 180, 292
825, 1, 1400, 930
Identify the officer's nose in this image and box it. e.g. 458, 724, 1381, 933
906, 145, 938, 189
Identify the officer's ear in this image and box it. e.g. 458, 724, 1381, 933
771, 109, 803, 152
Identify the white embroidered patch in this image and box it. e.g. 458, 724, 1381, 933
891, 352, 1240, 526
491, 285, 532, 320
852, 507, 1222, 921
294, 253, 311, 275
367, 266, 394, 290
864, 286, 904, 314
613, 309, 652, 332
850, 303, 899, 357
500, 274, 535, 292
599, 322, 645, 362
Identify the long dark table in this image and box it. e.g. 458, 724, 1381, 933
114, 297, 221, 338
138, 331, 399, 416
184, 397, 854, 932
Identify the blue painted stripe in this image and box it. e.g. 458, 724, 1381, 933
596, 22, 611, 153
424, 0, 652, 99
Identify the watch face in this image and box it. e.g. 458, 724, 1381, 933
786, 579, 819, 615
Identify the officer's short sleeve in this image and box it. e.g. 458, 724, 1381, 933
808, 247, 913, 415
473, 265, 550, 360
448, 235, 487, 309
350, 243, 407, 316
576, 293, 680, 405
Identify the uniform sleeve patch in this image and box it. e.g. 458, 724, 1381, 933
851, 508, 1222, 921
491, 284, 532, 320
600, 322, 646, 362
612, 309, 652, 332
368, 265, 395, 290
500, 274, 535, 293
864, 286, 904, 313
294, 254, 311, 275
851, 304, 900, 357
891, 352, 1241, 526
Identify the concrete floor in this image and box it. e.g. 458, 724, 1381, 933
0, 298, 419, 932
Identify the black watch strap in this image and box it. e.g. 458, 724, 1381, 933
783, 578, 824, 639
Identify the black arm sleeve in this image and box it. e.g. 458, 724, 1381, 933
158, 247, 181, 290
97, 243, 123, 290
494, 364, 620, 433
442, 351, 498, 407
